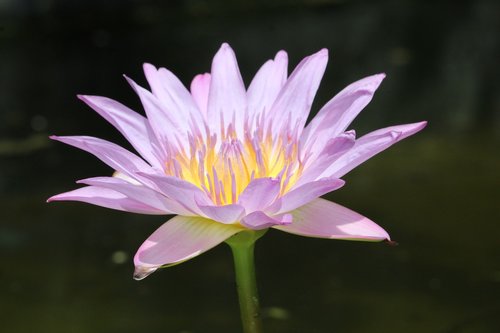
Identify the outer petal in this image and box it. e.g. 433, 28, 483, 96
190, 73, 211, 116
207, 43, 247, 138
50, 135, 155, 184
247, 50, 288, 124
77, 95, 164, 167
269, 49, 328, 136
300, 74, 386, 158
47, 186, 165, 215
241, 211, 292, 230
267, 177, 345, 215
319, 121, 427, 179
77, 177, 191, 215
133, 216, 244, 280
274, 198, 390, 241
237, 177, 281, 213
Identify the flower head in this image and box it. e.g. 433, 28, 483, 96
49, 43, 426, 280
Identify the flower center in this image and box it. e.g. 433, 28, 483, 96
164, 122, 303, 205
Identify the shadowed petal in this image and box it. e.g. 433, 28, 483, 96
133, 216, 243, 280
295, 131, 355, 187
301, 74, 386, 158
190, 73, 211, 116
196, 203, 246, 224
77, 95, 164, 167
237, 177, 281, 213
268, 178, 345, 215
241, 211, 292, 230
319, 121, 428, 179
274, 198, 390, 241
207, 43, 247, 138
47, 186, 165, 215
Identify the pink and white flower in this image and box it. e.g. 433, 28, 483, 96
48, 43, 426, 280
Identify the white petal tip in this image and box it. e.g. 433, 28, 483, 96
133, 265, 157, 281
319, 48, 328, 55
275, 50, 288, 60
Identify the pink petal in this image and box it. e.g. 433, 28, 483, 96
237, 177, 281, 213
268, 49, 328, 135
207, 43, 247, 138
50, 135, 154, 183
300, 74, 386, 158
125, 75, 185, 150
143, 64, 205, 129
247, 50, 288, 124
133, 216, 243, 280
241, 211, 292, 230
190, 73, 211, 116
136, 173, 213, 216
295, 131, 355, 187
319, 121, 428, 179
268, 177, 345, 215
196, 203, 246, 224
274, 198, 390, 241
77, 95, 164, 167
77, 176, 191, 215
47, 186, 164, 215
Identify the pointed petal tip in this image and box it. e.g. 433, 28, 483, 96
133, 265, 157, 281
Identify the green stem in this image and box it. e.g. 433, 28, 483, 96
226, 229, 267, 333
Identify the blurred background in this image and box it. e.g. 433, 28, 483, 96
1, 0, 499, 332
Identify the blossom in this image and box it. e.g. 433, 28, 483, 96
48, 43, 426, 280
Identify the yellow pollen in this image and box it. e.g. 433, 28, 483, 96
164, 130, 302, 205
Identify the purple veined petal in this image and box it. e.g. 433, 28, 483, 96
50, 135, 157, 185
319, 121, 428, 179
77, 95, 165, 167
143, 64, 205, 130
77, 176, 192, 215
274, 198, 390, 241
241, 211, 292, 230
136, 172, 213, 216
133, 216, 244, 280
268, 48, 328, 136
207, 43, 247, 138
190, 73, 211, 116
237, 177, 281, 213
47, 186, 165, 215
196, 203, 246, 224
247, 50, 288, 126
267, 177, 345, 215
300, 74, 386, 159
125, 75, 186, 151
295, 131, 356, 187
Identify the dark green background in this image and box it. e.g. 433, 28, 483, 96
1, 1, 499, 332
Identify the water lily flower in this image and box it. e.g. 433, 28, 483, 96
48, 43, 426, 281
